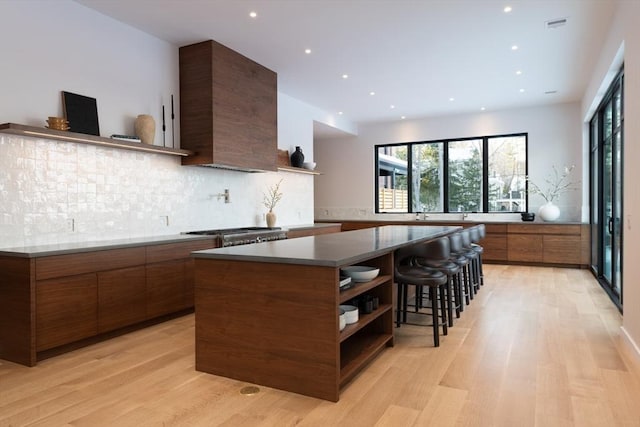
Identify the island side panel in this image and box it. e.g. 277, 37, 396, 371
0, 256, 36, 366
194, 258, 340, 401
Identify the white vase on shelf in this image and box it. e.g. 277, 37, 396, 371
538, 202, 560, 222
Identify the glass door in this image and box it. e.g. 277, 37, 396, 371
590, 69, 623, 309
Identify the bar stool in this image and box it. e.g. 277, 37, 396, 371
448, 232, 472, 307
456, 229, 479, 300
462, 226, 480, 294
414, 237, 462, 326
470, 224, 485, 288
394, 244, 449, 347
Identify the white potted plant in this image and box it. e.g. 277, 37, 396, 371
528, 165, 577, 221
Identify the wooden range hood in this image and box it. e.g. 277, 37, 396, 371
179, 40, 278, 172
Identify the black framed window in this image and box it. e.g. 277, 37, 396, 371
375, 133, 528, 213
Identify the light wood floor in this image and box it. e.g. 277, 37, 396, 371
2, 265, 640, 427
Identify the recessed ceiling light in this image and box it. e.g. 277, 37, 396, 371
369, 91, 376, 96
481, 107, 486, 111
401, 116, 406, 120
390, 105, 395, 109
304, 48, 311, 54
338, 111, 343, 115
342, 74, 349, 79
449, 97, 455, 102
511, 45, 519, 50
516, 70, 522, 75
504, 6, 512, 13
519, 88, 525, 93
249, 11, 257, 18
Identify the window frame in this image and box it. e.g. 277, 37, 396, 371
374, 132, 528, 214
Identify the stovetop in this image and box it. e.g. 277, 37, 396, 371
184, 227, 282, 236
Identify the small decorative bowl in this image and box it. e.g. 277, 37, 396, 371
339, 305, 358, 324
341, 266, 380, 282
521, 212, 535, 222
302, 161, 316, 170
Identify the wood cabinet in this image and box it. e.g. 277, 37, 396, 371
98, 266, 147, 333
506, 223, 585, 265
194, 250, 394, 402
322, 220, 590, 267
36, 273, 97, 352
179, 40, 277, 171
0, 237, 216, 366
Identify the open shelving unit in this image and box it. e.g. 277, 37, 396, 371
0, 123, 192, 157
337, 255, 394, 392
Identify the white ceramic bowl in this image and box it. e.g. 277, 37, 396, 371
339, 304, 358, 324
302, 161, 316, 170
340, 266, 380, 283
339, 308, 346, 331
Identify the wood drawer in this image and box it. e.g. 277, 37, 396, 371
507, 234, 543, 262
507, 223, 582, 235
35, 247, 146, 281
98, 266, 147, 333
543, 235, 582, 264
36, 273, 98, 351
482, 234, 507, 261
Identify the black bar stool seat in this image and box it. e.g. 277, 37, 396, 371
395, 244, 449, 347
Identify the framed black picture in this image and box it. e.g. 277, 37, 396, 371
61, 91, 100, 136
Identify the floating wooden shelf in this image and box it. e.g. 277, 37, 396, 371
0, 123, 192, 157
277, 166, 322, 175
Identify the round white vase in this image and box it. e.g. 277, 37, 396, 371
538, 202, 560, 222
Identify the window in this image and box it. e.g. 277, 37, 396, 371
375, 133, 527, 213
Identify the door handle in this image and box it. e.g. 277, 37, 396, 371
608, 217, 613, 234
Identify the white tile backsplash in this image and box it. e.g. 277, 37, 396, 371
0, 135, 314, 248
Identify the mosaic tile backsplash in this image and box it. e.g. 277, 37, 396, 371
0, 136, 314, 248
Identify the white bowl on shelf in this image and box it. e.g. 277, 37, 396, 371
339, 304, 358, 324
339, 308, 346, 331
340, 266, 380, 283
302, 161, 316, 170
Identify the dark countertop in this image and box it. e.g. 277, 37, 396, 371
192, 225, 459, 267
0, 234, 215, 258
319, 218, 586, 225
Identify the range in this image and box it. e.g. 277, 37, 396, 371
184, 227, 287, 247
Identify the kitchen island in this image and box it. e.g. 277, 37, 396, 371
192, 225, 459, 401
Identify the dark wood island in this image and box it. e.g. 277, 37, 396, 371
192, 225, 459, 401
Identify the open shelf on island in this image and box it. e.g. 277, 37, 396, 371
0, 123, 192, 157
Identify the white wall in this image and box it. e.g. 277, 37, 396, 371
0, 0, 352, 248
583, 0, 640, 358
0, 0, 179, 146
314, 103, 583, 222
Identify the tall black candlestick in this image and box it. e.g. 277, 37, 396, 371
171, 94, 175, 148
162, 105, 166, 147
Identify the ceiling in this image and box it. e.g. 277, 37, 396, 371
74, 0, 615, 132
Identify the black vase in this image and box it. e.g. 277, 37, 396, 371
290, 146, 304, 168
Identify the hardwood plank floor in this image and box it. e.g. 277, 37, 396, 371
1, 265, 639, 426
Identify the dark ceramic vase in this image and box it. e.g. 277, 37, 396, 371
290, 146, 304, 168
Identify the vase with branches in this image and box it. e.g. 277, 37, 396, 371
527, 165, 577, 221
527, 165, 577, 203
263, 179, 283, 227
